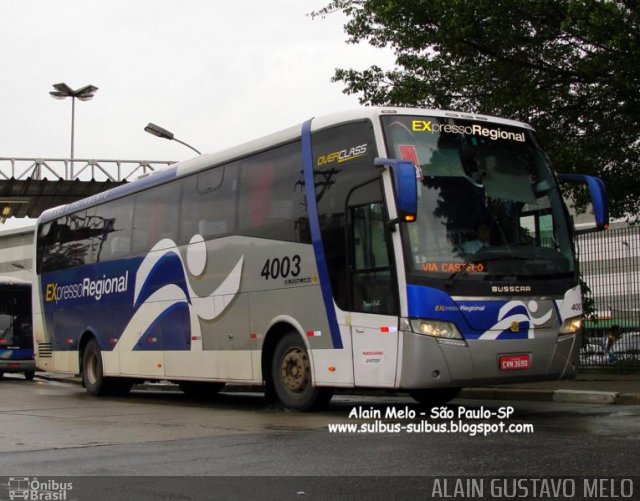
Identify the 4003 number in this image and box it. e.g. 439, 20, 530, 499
261, 255, 301, 280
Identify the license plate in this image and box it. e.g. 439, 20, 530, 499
500, 354, 530, 371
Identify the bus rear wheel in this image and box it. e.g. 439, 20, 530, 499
24, 371, 35, 381
270, 332, 333, 411
82, 339, 132, 396
409, 387, 461, 407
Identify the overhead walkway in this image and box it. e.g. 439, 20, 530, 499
0, 157, 175, 221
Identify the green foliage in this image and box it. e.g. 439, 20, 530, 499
315, 0, 640, 218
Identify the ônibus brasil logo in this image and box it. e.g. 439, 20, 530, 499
4, 477, 73, 501
45, 272, 129, 303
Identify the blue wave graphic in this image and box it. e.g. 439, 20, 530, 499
134, 252, 190, 310
133, 302, 191, 351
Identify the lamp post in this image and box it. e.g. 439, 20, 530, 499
144, 122, 201, 155
49, 82, 98, 177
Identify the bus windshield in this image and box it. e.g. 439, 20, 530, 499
381, 115, 575, 282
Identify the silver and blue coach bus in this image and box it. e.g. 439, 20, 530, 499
32, 108, 608, 410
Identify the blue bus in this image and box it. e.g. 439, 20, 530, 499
33, 108, 608, 409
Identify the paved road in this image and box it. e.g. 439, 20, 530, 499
1, 375, 639, 499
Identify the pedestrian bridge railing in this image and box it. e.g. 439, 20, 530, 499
0, 157, 175, 182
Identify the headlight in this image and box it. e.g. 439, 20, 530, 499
410, 319, 464, 340
559, 316, 582, 334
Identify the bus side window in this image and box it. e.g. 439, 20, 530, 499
180, 164, 238, 244
237, 141, 306, 243
92, 198, 134, 262
197, 168, 224, 193
41, 212, 92, 271
132, 182, 180, 254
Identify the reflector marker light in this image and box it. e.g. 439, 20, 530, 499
306, 330, 322, 337
250, 333, 257, 339
380, 327, 398, 333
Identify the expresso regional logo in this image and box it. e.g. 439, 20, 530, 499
411, 120, 526, 142
45, 272, 129, 303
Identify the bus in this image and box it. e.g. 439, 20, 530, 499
0, 276, 35, 380
32, 108, 608, 410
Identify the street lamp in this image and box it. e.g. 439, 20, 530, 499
49, 82, 98, 175
144, 122, 201, 155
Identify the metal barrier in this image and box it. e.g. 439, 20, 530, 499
0, 157, 175, 182
576, 225, 640, 370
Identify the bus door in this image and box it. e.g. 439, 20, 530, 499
347, 201, 399, 387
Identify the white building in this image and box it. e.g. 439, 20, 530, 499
0, 224, 35, 281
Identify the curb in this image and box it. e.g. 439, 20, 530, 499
459, 387, 553, 402
460, 387, 640, 405
553, 389, 617, 405
37, 374, 640, 405
616, 393, 640, 405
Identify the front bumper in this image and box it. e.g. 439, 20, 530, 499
0, 359, 36, 373
399, 329, 579, 389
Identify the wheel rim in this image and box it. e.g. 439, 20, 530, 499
85, 350, 98, 386
280, 346, 310, 393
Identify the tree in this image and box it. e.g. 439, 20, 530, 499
315, 0, 640, 218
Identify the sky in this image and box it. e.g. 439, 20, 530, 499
0, 0, 394, 228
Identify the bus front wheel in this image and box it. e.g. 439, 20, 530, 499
271, 332, 333, 411
82, 339, 132, 396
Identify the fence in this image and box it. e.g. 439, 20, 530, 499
576, 225, 640, 370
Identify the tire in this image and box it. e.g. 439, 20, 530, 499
24, 371, 35, 381
82, 339, 132, 396
179, 381, 225, 398
409, 387, 462, 407
270, 331, 333, 411
0, 371, 4, 379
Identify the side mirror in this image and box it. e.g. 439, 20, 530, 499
558, 174, 609, 230
374, 158, 418, 225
